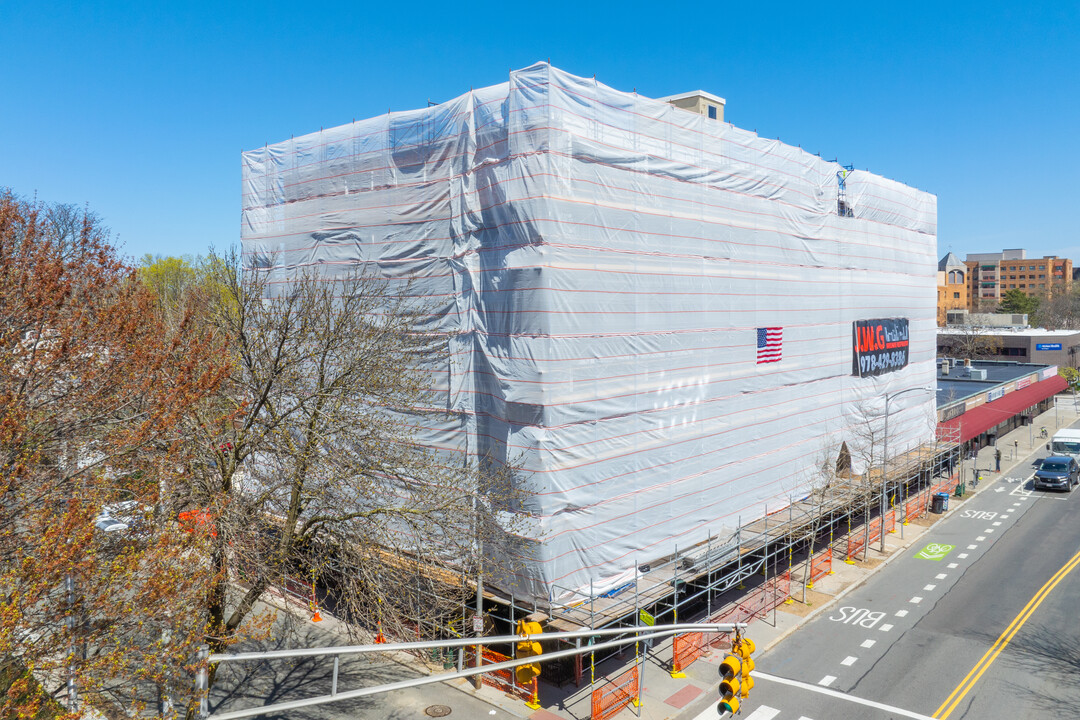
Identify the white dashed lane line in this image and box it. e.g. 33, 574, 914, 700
819, 491, 1031, 711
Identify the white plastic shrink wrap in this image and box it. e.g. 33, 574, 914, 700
242, 63, 937, 604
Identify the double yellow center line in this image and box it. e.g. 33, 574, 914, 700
935, 545, 1080, 718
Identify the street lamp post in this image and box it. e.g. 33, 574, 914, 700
882, 387, 934, 553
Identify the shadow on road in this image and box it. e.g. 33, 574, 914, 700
1007, 625, 1080, 716
209, 612, 442, 720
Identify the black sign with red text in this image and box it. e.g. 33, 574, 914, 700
852, 318, 909, 377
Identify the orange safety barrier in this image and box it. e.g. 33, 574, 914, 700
463, 647, 538, 704
269, 573, 309, 608
809, 547, 832, 582
867, 516, 881, 546
772, 570, 791, 608
723, 570, 791, 625
846, 531, 866, 560
591, 665, 639, 720
906, 487, 935, 521
673, 623, 733, 675
847, 509, 898, 559
672, 632, 706, 675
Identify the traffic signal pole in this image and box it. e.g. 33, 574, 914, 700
198, 621, 748, 720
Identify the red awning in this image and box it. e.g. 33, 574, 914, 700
939, 375, 1068, 443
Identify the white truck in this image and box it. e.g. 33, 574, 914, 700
1047, 429, 1080, 460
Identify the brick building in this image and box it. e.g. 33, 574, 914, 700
964, 249, 1072, 312
937, 252, 969, 325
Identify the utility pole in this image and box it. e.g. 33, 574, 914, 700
882, 387, 933, 552
66, 574, 77, 713
472, 495, 483, 689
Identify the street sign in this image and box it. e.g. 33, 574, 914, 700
472, 615, 484, 633
639, 609, 655, 626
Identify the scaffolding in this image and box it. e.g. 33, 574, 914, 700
474, 430, 964, 676
299, 429, 961, 693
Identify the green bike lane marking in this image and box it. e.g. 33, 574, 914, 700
915, 543, 954, 560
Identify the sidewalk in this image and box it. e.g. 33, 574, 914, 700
470, 394, 1079, 720
229, 395, 1079, 720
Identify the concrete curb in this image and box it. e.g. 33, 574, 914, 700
757, 400, 1065, 655
758, 452, 1032, 655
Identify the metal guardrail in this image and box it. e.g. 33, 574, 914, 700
199, 622, 748, 720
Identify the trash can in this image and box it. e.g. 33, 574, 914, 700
932, 492, 949, 514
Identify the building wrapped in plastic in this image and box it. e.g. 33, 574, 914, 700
241, 62, 938, 604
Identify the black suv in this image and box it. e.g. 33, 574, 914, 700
1034, 456, 1080, 492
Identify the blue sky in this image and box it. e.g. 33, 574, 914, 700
2, 1, 1077, 264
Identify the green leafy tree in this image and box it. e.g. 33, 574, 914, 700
997, 288, 1040, 316
1060, 366, 1079, 393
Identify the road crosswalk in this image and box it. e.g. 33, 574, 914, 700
690, 706, 809, 720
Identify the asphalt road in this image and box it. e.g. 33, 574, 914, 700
700, 438, 1080, 720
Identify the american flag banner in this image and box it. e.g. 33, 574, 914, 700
756, 327, 782, 364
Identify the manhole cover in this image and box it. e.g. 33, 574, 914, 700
425, 705, 452, 717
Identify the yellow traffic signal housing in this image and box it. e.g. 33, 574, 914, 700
734, 636, 755, 697
515, 620, 543, 684
718, 653, 742, 714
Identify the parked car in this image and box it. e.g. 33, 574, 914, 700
1033, 456, 1080, 492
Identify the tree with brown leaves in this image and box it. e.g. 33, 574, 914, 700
0, 191, 230, 718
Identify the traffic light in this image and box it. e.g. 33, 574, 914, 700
718, 636, 755, 716
515, 620, 543, 684
735, 636, 755, 696
718, 653, 742, 714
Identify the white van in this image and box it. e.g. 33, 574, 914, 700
1047, 429, 1080, 461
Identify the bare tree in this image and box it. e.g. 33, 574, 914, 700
937, 325, 1003, 360
1035, 286, 1080, 331
42, 202, 112, 258
792, 446, 842, 602
171, 250, 526, 698
845, 400, 892, 560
